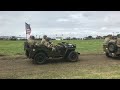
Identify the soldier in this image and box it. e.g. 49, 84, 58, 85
27, 35, 36, 47
41, 35, 47, 45
103, 35, 112, 45
44, 37, 56, 51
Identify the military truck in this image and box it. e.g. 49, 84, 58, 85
24, 41, 80, 64
103, 34, 120, 58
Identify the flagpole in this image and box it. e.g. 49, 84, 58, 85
26, 32, 27, 41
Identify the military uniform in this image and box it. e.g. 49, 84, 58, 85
44, 41, 53, 48
41, 38, 47, 45
44, 37, 56, 51
27, 37, 36, 47
40, 35, 47, 45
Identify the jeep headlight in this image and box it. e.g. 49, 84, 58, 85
106, 48, 108, 50
33, 49, 35, 51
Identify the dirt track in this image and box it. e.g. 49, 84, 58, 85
0, 54, 120, 79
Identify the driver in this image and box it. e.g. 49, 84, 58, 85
44, 37, 56, 51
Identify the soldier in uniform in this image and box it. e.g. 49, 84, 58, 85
44, 37, 56, 51
27, 35, 36, 47
41, 35, 47, 45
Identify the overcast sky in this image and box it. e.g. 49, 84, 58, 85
0, 11, 120, 38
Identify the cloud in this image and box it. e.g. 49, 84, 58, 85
101, 27, 107, 30
56, 18, 69, 22
0, 11, 120, 38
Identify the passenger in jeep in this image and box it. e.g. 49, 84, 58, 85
27, 35, 36, 47
44, 37, 56, 51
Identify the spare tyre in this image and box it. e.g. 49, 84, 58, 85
108, 42, 117, 53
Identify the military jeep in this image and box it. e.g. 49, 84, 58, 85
24, 41, 80, 64
103, 35, 120, 58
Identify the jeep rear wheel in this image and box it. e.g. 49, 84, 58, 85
33, 53, 48, 64
67, 51, 78, 62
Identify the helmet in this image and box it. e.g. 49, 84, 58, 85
43, 35, 47, 39
30, 35, 35, 39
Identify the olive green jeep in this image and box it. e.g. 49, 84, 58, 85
24, 41, 80, 64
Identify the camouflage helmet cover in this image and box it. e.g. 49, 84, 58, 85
30, 35, 35, 39
43, 35, 47, 39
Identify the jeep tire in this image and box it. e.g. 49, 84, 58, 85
33, 52, 48, 64
67, 51, 78, 62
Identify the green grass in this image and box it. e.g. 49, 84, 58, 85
1, 39, 120, 79
0, 39, 104, 56
52, 39, 104, 54
0, 40, 24, 56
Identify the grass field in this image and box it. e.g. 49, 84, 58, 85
0, 39, 104, 56
1, 39, 120, 79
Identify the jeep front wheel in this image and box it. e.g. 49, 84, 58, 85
67, 51, 78, 62
33, 53, 48, 64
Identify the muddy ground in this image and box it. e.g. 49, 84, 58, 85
0, 54, 120, 79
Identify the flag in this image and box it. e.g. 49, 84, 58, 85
25, 22, 31, 35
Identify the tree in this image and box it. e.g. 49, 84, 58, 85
87, 36, 93, 39
10, 36, 17, 40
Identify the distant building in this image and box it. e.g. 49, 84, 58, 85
96, 36, 103, 39
16, 37, 26, 40
0, 36, 26, 40
0, 36, 11, 40
55, 37, 63, 40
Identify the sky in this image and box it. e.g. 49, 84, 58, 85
0, 11, 120, 38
